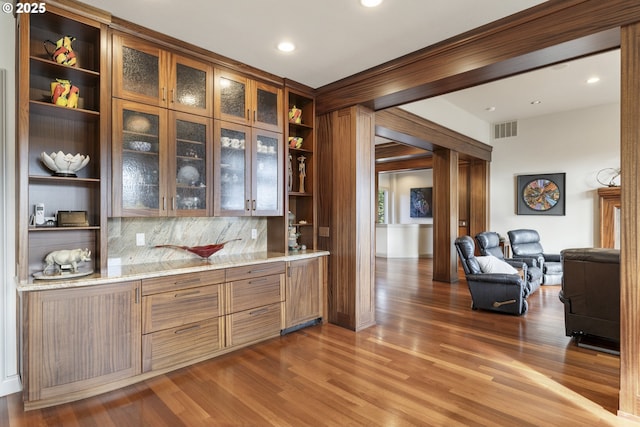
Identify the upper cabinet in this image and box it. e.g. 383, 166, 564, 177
112, 99, 212, 217
213, 121, 283, 217
285, 86, 316, 252
214, 69, 283, 132
16, 5, 109, 280
112, 34, 213, 117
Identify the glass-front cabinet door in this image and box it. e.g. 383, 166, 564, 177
214, 121, 251, 216
253, 81, 282, 132
169, 54, 213, 116
169, 112, 212, 216
253, 129, 283, 216
113, 99, 168, 217
215, 70, 250, 126
112, 34, 167, 107
215, 70, 283, 133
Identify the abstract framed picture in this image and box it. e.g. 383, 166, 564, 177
516, 173, 566, 216
410, 187, 433, 218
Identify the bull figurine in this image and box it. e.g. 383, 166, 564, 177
43, 248, 91, 273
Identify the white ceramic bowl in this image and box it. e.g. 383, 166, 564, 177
41, 151, 90, 177
177, 165, 200, 184
128, 140, 152, 152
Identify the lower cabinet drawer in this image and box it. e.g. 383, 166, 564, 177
142, 317, 224, 373
142, 284, 223, 334
227, 274, 283, 313
226, 303, 282, 347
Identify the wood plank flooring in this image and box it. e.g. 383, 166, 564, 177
1, 258, 632, 426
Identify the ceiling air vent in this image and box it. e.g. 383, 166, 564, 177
493, 120, 518, 139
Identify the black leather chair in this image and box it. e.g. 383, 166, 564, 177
507, 229, 563, 285
455, 235, 529, 315
475, 231, 543, 295
559, 248, 620, 343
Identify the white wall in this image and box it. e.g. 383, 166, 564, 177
400, 98, 491, 144
0, 4, 21, 396
489, 102, 620, 253
379, 169, 433, 224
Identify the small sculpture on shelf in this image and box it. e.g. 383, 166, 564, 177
40, 151, 90, 177
298, 155, 306, 193
287, 154, 293, 192
50, 78, 79, 108
43, 248, 91, 274
44, 36, 77, 67
288, 211, 300, 251
288, 106, 302, 124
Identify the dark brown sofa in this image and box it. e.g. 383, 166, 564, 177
559, 248, 620, 343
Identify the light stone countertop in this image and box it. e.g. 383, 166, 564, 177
18, 250, 330, 292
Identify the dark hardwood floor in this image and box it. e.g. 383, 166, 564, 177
1, 258, 631, 426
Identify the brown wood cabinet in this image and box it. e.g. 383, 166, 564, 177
16, 5, 109, 279
213, 120, 283, 216
141, 270, 225, 372
112, 33, 213, 117
112, 99, 213, 217
285, 86, 317, 251
22, 281, 141, 405
285, 257, 325, 329
225, 262, 285, 347
214, 69, 283, 132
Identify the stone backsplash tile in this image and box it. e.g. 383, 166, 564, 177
108, 217, 267, 265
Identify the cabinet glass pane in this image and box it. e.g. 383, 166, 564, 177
175, 119, 207, 210
255, 134, 279, 211
121, 109, 160, 209
256, 88, 278, 126
122, 46, 159, 98
220, 78, 246, 120
176, 63, 206, 110
219, 127, 247, 211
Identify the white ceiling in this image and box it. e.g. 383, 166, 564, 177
79, 0, 545, 89
79, 0, 619, 130
433, 49, 620, 124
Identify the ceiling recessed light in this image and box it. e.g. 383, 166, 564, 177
586, 76, 600, 84
531, 100, 542, 105
277, 41, 295, 52
485, 106, 496, 112
361, 0, 383, 7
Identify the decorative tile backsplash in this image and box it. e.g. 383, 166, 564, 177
108, 217, 267, 265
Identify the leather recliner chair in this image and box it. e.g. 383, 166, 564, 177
507, 229, 563, 285
455, 235, 529, 315
559, 248, 620, 343
475, 231, 543, 295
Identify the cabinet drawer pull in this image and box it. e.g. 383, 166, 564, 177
175, 324, 201, 334
162, 87, 167, 101
175, 290, 201, 298
246, 200, 251, 211
174, 278, 202, 286
248, 277, 269, 285
252, 199, 256, 211
171, 88, 176, 103
249, 307, 269, 316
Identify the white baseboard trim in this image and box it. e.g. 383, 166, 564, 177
0, 375, 22, 397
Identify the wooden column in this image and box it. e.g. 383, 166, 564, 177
317, 106, 376, 331
433, 148, 458, 283
619, 21, 640, 422
468, 159, 490, 239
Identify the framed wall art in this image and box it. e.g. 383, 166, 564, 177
516, 173, 565, 216
410, 187, 432, 218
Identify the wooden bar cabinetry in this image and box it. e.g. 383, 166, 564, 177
16, 4, 109, 279
21, 281, 141, 407
225, 262, 286, 346
141, 270, 225, 372
112, 33, 213, 117
285, 85, 317, 251
284, 257, 326, 330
